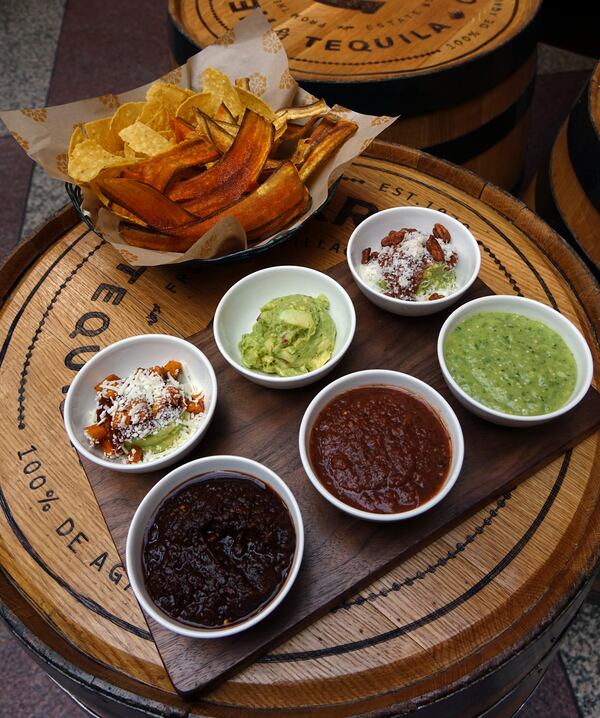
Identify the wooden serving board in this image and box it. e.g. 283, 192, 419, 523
82, 265, 600, 696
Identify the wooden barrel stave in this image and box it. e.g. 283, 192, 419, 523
524, 62, 600, 274
381, 52, 536, 189
1, 142, 599, 716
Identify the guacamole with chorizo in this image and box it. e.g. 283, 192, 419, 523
239, 294, 337, 377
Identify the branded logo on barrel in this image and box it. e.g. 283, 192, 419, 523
193, 0, 514, 76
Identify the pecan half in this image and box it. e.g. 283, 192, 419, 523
433, 223, 451, 243
381, 229, 406, 247
426, 234, 445, 262
361, 247, 371, 264
428, 293, 444, 301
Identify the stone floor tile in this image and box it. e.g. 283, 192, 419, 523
0, 0, 66, 137
560, 602, 600, 718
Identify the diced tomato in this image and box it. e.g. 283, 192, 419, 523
163, 360, 182, 378
84, 423, 107, 444
127, 446, 143, 464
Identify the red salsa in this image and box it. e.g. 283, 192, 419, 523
308, 386, 451, 514
142, 472, 296, 628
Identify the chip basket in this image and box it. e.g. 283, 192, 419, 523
65, 179, 340, 267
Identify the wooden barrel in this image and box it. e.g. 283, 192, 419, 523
168, 0, 542, 190
1, 142, 599, 718
523, 62, 600, 276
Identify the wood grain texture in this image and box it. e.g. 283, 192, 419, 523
1, 141, 599, 717
82, 268, 600, 696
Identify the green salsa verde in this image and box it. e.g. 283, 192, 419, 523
444, 311, 577, 416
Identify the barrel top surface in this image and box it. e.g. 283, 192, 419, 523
1, 142, 599, 717
170, 0, 542, 83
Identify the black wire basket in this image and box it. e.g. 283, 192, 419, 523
65, 179, 340, 267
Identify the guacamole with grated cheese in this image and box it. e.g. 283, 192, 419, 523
239, 294, 337, 377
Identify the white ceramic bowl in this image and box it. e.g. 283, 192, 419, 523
437, 295, 594, 426
63, 334, 217, 473
298, 370, 464, 521
126, 455, 304, 638
213, 265, 356, 388
347, 206, 481, 316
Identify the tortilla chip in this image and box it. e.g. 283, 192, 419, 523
203, 68, 243, 119
83, 117, 123, 154
176, 92, 213, 124
236, 87, 275, 122
68, 126, 86, 161
145, 82, 189, 115
109, 102, 145, 139
68, 139, 130, 184
141, 103, 172, 133
119, 121, 174, 156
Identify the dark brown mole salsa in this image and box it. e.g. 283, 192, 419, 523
142, 472, 295, 628
309, 386, 451, 514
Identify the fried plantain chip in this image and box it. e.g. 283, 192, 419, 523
120, 138, 219, 191
280, 116, 319, 143
192, 109, 237, 154
95, 177, 196, 229
291, 138, 312, 167
110, 203, 148, 226
235, 77, 250, 91
246, 189, 310, 242
163, 162, 307, 250
305, 117, 337, 145
119, 221, 247, 258
170, 116, 198, 142
298, 120, 358, 182
168, 109, 272, 218
275, 99, 328, 122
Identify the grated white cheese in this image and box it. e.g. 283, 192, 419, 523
89, 363, 206, 463
359, 228, 458, 302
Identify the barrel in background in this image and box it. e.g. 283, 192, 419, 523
168, 0, 542, 190
523, 62, 600, 276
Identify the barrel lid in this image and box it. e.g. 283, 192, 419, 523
169, 0, 542, 84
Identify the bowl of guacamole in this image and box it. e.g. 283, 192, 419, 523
239, 294, 336, 377
213, 266, 356, 388
437, 295, 593, 426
